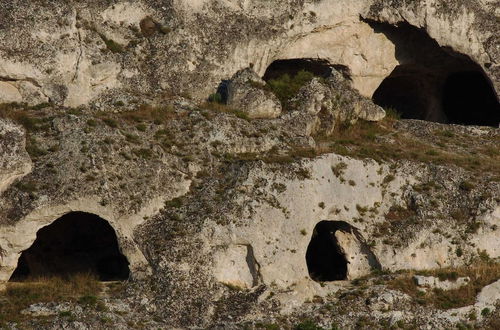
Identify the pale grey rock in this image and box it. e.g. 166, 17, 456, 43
226, 68, 282, 119
294, 73, 386, 135
0, 119, 32, 194
414, 275, 470, 291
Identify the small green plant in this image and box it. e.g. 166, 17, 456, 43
459, 181, 474, 192
382, 174, 395, 185
86, 119, 98, 127
300, 229, 307, 236
78, 295, 98, 306
481, 307, 491, 316
59, 311, 73, 318
165, 197, 183, 208
133, 148, 153, 159
99, 34, 124, 53
384, 107, 401, 120
208, 93, 223, 104
102, 118, 118, 128
266, 70, 314, 109
331, 162, 347, 179
295, 320, 324, 330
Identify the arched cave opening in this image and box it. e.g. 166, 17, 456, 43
369, 21, 500, 127
9, 212, 130, 282
263, 58, 337, 81
306, 221, 349, 281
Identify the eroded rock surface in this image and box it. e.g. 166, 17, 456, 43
0, 0, 498, 329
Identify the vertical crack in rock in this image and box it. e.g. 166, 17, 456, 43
72, 28, 84, 82
245, 244, 261, 287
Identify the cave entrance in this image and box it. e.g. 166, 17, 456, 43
306, 221, 348, 281
9, 212, 130, 282
263, 58, 336, 81
370, 22, 500, 127
442, 71, 500, 126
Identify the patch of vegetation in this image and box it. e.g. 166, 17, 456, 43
0, 273, 102, 325
102, 118, 118, 128
14, 180, 37, 193
208, 93, 223, 104
266, 70, 314, 109
294, 320, 325, 330
99, 34, 125, 53
331, 162, 347, 179
133, 148, 153, 159
384, 107, 401, 120
459, 180, 474, 192
313, 119, 500, 179
388, 260, 500, 309
165, 197, 183, 208
26, 137, 47, 158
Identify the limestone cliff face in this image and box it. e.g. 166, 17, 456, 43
0, 0, 497, 107
0, 1, 499, 329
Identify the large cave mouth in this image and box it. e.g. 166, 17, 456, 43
370, 21, 500, 127
306, 221, 349, 282
9, 212, 130, 282
263, 58, 336, 81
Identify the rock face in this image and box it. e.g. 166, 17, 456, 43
0, 0, 499, 329
0, 0, 497, 108
0, 119, 31, 194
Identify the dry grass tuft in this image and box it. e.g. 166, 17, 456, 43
0, 273, 102, 324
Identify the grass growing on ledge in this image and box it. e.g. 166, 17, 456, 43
313, 119, 500, 179
0, 273, 103, 325
387, 260, 500, 309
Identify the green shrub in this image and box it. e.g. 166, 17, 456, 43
267, 70, 314, 109
295, 320, 324, 330
384, 107, 401, 120
102, 118, 118, 128
208, 93, 223, 104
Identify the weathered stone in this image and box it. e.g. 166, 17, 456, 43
226, 68, 282, 119
0, 119, 32, 194
413, 275, 470, 291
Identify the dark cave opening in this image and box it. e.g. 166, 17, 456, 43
369, 21, 500, 127
10, 212, 130, 282
306, 221, 349, 282
263, 58, 337, 81
442, 71, 500, 126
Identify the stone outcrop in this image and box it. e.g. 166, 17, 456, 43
294, 72, 386, 135
225, 68, 282, 119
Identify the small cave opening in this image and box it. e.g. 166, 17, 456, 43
263, 58, 339, 81
9, 212, 130, 282
369, 21, 500, 127
306, 221, 349, 281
